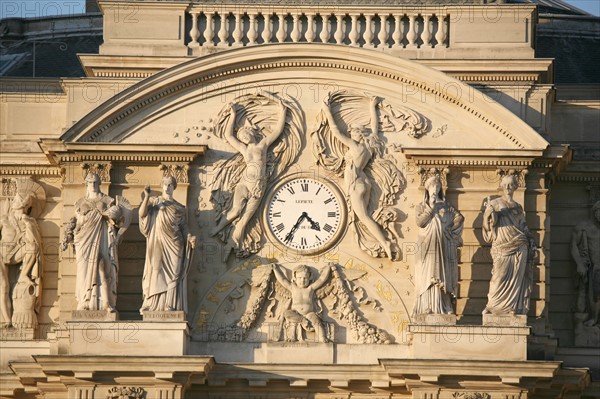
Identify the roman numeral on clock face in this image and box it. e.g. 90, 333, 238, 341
328, 212, 337, 217
323, 224, 333, 233
272, 212, 281, 217
300, 237, 307, 246
301, 183, 309, 192
324, 198, 333, 204
276, 223, 285, 232
287, 187, 295, 195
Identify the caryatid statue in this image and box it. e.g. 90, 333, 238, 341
64, 173, 132, 312
571, 200, 600, 327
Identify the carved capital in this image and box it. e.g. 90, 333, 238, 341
106, 386, 145, 399
496, 168, 528, 189
160, 163, 189, 184
453, 393, 491, 399
1, 177, 17, 197
82, 162, 112, 182
418, 166, 450, 188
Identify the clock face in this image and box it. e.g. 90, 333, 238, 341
265, 177, 346, 254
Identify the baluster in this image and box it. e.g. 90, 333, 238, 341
334, 14, 345, 44
435, 14, 447, 47
276, 13, 287, 43
377, 15, 388, 48
364, 14, 373, 47
188, 11, 200, 47
349, 14, 359, 46
306, 14, 315, 42
248, 13, 257, 45
204, 12, 214, 46
262, 13, 272, 44
291, 13, 301, 42
320, 14, 330, 43
422, 14, 432, 47
232, 12, 243, 45
392, 14, 402, 47
218, 12, 229, 47
407, 14, 416, 47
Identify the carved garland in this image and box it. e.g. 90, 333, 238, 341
453, 393, 491, 399
83, 60, 525, 147
106, 386, 145, 399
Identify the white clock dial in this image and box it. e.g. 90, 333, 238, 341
266, 177, 346, 254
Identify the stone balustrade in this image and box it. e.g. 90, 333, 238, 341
186, 7, 449, 49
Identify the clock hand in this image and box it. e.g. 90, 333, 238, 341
284, 212, 307, 243
304, 213, 321, 231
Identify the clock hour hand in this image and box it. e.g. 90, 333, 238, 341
284, 212, 307, 243
304, 213, 321, 231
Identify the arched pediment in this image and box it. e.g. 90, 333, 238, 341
61, 44, 548, 157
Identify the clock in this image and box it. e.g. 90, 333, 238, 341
265, 176, 347, 254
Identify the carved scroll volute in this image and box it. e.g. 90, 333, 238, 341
82, 162, 112, 183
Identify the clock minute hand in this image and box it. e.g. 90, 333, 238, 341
284, 212, 307, 243
304, 213, 321, 231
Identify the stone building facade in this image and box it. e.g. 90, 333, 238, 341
0, 1, 598, 398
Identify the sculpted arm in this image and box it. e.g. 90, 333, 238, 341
264, 99, 287, 147
139, 185, 151, 219
311, 266, 332, 290
223, 104, 247, 154
370, 96, 379, 137
415, 203, 434, 228
571, 225, 590, 278
322, 98, 353, 148
272, 264, 292, 291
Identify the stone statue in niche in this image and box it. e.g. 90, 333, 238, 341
209, 92, 303, 260
272, 263, 333, 343
0, 178, 45, 330
412, 176, 464, 317
66, 173, 132, 312
213, 262, 391, 344
482, 174, 536, 315
139, 176, 196, 314
570, 200, 600, 333
313, 90, 423, 260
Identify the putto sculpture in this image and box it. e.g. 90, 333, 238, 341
65, 173, 131, 313
412, 175, 464, 316
139, 176, 196, 314
0, 178, 45, 329
482, 174, 536, 316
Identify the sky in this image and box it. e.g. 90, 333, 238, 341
0, 0, 598, 19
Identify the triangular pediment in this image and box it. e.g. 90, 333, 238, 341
61, 44, 548, 159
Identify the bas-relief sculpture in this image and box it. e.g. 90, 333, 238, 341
313, 90, 428, 261
0, 178, 45, 330
139, 176, 196, 314
65, 173, 132, 313
570, 200, 600, 346
209, 92, 303, 260
412, 176, 464, 317
482, 174, 536, 316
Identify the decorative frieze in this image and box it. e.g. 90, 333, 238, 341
82, 162, 112, 182
106, 386, 144, 399
159, 163, 189, 184
418, 166, 450, 188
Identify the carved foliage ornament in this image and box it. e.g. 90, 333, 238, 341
82, 162, 112, 182
418, 167, 450, 188
453, 393, 491, 399
496, 168, 527, 189
106, 387, 145, 399
160, 163, 189, 184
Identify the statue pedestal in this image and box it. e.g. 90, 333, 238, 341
58, 321, 189, 356
0, 327, 35, 340
142, 311, 186, 322
482, 313, 527, 326
409, 323, 530, 361
413, 314, 457, 325
71, 309, 118, 321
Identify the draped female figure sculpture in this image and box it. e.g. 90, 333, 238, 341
139, 176, 196, 314
412, 176, 464, 316
72, 173, 131, 312
482, 174, 536, 315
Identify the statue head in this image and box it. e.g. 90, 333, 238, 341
592, 200, 600, 223
424, 176, 444, 204
11, 191, 34, 214
293, 265, 312, 288
162, 175, 177, 195
84, 173, 101, 195
237, 120, 260, 145
500, 174, 518, 196
349, 123, 367, 142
